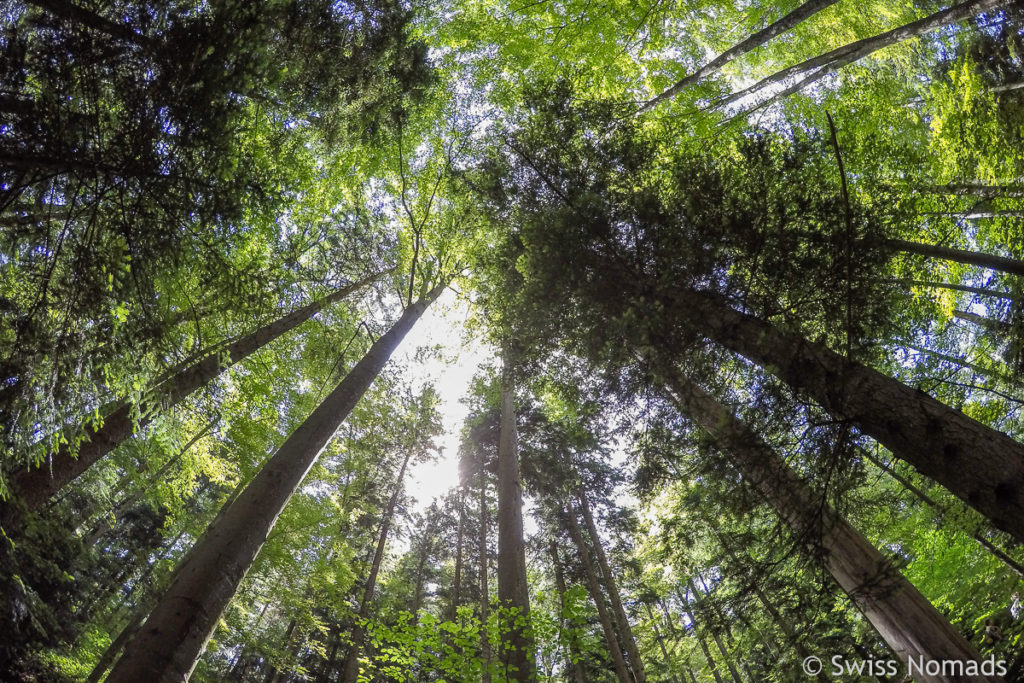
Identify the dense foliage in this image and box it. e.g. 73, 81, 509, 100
2, 0, 1024, 681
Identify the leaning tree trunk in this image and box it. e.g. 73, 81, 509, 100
340, 449, 415, 683
576, 490, 646, 682
658, 368, 995, 682
496, 347, 536, 681
105, 282, 444, 682
678, 589, 725, 683
639, 0, 841, 111
686, 581, 742, 683
563, 505, 633, 683
885, 239, 1024, 276
644, 603, 680, 683
7, 269, 387, 514
550, 541, 589, 683
667, 286, 1024, 544
716, 0, 1008, 111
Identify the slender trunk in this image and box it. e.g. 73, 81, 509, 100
263, 618, 297, 683
902, 343, 1017, 387
895, 279, 1018, 302
563, 506, 632, 683
710, 528, 830, 682
106, 283, 444, 682
340, 449, 415, 683
452, 489, 466, 621
25, 0, 156, 47
318, 627, 340, 683
644, 602, 678, 683
677, 588, 724, 683
480, 467, 492, 683
412, 531, 433, 617
688, 580, 742, 683
86, 603, 149, 683
885, 238, 1024, 276
863, 450, 1024, 579
577, 490, 645, 682
496, 348, 535, 681
659, 369, 994, 681
954, 309, 1012, 334
550, 541, 588, 683
6, 270, 387, 514
666, 286, 1024, 544
639, 0, 840, 111
919, 183, 1024, 199
84, 419, 215, 547
716, 0, 1007, 111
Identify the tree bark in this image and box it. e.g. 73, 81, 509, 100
550, 541, 589, 683
6, 270, 387, 514
716, 0, 1007, 111
480, 467, 492, 683
105, 282, 444, 683
563, 505, 632, 683
340, 449, 415, 683
576, 490, 645, 682
667, 286, 1024, 544
885, 238, 1024, 276
639, 0, 841, 112
452, 489, 466, 621
496, 347, 536, 681
658, 368, 995, 681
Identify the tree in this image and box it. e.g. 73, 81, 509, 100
105, 281, 446, 681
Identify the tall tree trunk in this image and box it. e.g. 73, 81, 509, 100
452, 489, 466, 621
496, 348, 536, 681
6, 270, 387, 514
885, 239, 1024, 276
954, 309, 1012, 334
863, 450, 1024, 579
895, 279, 1018, 302
677, 588, 724, 683
919, 183, 1024, 199
639, 0, 841, 111
902, 343, 1018, 388
550, 540, 589, 683
480, 467, 492, 683
576, 490, 645, 682
716, 0, 1007, 112
687, 580, 742, 683
658, 368, 994, 681
664, 286, 1024, 544
86, 602, 150, 683
340, 449, 415, 683
105, 283, 444, 682
563, 506, 632, 683
643, 602, 679, 683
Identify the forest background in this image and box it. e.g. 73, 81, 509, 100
2, 0, 1024, 681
